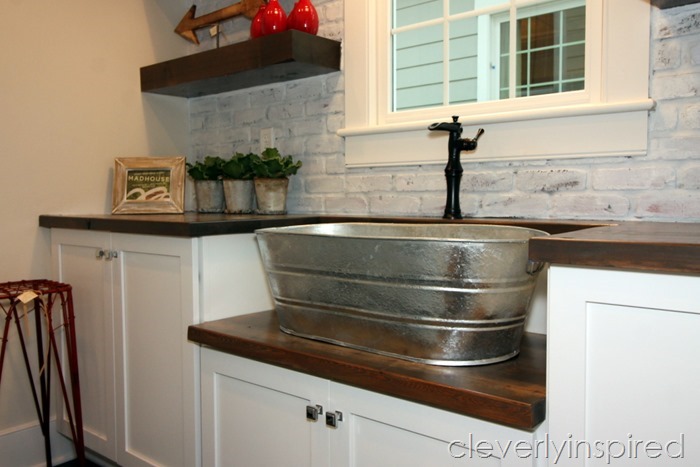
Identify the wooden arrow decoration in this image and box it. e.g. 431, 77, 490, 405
175, 0, 266, 45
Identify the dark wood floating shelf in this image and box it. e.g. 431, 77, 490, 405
651, 0, 700, 8
140, 30, 341, 98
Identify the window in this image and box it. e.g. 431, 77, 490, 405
340, 0, 653, 167
497, 3, 586, 99
393, 0, 585, 110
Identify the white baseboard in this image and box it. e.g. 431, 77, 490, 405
0, 419, 75, 467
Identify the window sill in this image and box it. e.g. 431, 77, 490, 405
339, 99, 654, 137
340, 99, 654, 167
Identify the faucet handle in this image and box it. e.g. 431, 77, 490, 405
462, 128, 485, 151
428, 116, 462, 134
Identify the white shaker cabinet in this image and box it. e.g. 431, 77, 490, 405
547, 265, 700, 466
201, 348, 330, 467
201, 347, 546, 467
50, 228, 273, 466
52, 229, 117, 461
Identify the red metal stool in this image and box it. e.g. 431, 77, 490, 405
0, 279, 85, 466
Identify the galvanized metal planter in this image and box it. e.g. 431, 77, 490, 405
194, 180, 225, 213
254, 178, 288, 214
256, 223, 549, 366
223, 179, 255, 214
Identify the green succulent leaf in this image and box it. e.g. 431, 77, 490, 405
186, 156, 226, 180
189, 149, 301, 180
222, 152, 256, 180
251, 148, 302, 178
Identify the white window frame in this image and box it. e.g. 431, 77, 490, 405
492, 0, 586, 100
339, 0, 654, 167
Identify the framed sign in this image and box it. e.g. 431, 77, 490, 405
112, 157, 185, 214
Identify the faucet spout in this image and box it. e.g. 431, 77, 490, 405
428, 116, 484, 219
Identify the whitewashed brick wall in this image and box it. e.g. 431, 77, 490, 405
189, 1, 700, 222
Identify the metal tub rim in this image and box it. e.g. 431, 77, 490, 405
255, 222, 550, 244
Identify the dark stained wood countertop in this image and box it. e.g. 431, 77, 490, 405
187, 310, 547, 431
528, 221, 700, 275
38, 213, 599, 236
38, 213, 323, 237
40, 213, 700, 274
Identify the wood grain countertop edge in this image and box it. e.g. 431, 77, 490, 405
187, 311, 547, 431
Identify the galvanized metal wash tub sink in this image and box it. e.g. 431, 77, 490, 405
255, 223, 549, 366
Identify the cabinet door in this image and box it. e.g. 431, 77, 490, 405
201, 349, 330, 467
548, 266, 700, 466
111, 233, 199, 467
51, 228, 117, 460
329, 382, 541, 467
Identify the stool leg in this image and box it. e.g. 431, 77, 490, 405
12, 305, 44, 425
47, 291, 85, 465
0, 312, 13, 386
11, 303, 50, 464
64, 292, 85, 465
33, 297, 53, 466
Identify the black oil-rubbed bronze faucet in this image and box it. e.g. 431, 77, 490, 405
428, 116, 484, 219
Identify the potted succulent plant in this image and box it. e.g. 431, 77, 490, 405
186, 156, 226, 213
251, 148, 302, 214
221, 152, 256, 214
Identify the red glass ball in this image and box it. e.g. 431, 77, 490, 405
262, 0, 288, 35
250, 4, 266, 39
287, 0, 319, 35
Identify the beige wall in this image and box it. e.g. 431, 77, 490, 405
0, 1, 189, 462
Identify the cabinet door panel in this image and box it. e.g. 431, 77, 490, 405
113, 234, 198, 467
201, 349, 329, 467
330, 382, 539, 467
119, 251, 184, 466
213, 373, 316, 466
548, 266, 700, 466
587, 303, 700, 441
52, 229, 116, 459
349, 415, 485, 467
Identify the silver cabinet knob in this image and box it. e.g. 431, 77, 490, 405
306, 404, 323, 421
325, 410, 343, 428
96, 249, 118, 260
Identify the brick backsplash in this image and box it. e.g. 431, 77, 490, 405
189, 1, 700, 222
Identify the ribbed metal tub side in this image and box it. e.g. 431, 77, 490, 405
255, 223, 548, 366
